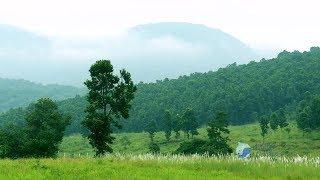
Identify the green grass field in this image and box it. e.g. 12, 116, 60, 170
59, 123, 320, 157
0, 154, 319, 179
1, 124, 320, 179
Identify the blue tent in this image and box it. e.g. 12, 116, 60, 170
236, 142, 251, 159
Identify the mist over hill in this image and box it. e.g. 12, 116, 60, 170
0, 22, 258, 85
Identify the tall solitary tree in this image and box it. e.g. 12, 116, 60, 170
82, 60, 136, 156
163, 110, 172, 141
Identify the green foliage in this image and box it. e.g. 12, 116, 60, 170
24, 98, 71, 158
176, 111, 232, 156
0, 124, 28, 158
146, 120, 157, 141
297, 96, 320, 132
172, 114, 182, 139
206, 111, 232, 155
269, 113, 279, 131
259, 115, 269, 139
0, 98, 70, 158
163, 110, 172, 141
182, 108, 199, 138
148, 142, 160, 154
4, 48, 320, 135
82, 60, 136, 156
277, 108, 289, 129
59, 123, 320, 157
175, 139, 208, 155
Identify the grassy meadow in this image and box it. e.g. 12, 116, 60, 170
59, 123, 320, 157
1, 123, 319, 179
0, 154, 319, 179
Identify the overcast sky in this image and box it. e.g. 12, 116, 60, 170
0, 0, 320, 51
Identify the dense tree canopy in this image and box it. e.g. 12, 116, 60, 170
0, 98, 70, 158
297, 96, 320, 132
2, 48, 320, 134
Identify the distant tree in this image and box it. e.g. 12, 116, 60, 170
148, 142, 160, 154
277, 108, 289, 129
269, 112, 278, 131
259, 115, 269, 140
82, 60, 136, 156
176, 111, 232, 156
172, 113, 182, 139
182, 108, 199, 139
163, 110, 172, 141
297, 96, 320, 132
206, 111, 232, 155
146, 120, 157, 141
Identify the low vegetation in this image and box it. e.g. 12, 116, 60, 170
59, 123, 320, 157
0, 154, 319, 179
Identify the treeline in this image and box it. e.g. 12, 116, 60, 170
2, 47, 320, 134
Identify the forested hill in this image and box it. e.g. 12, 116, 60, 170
2, 47, 320, 134
125, 47, 320, 131
0, 78, 85, 112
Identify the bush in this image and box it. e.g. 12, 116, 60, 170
175, 139, 233, 155
0, 98, 70, 158
149, 142, 160, 154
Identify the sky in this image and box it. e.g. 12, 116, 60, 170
1, 0, 320, 52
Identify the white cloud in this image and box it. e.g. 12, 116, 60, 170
0, 0, 320, 51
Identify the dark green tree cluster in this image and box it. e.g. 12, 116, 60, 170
0, 98, 70, 158
181, 108, 199, 139
163, 110, 173, 141
175, 111, 232, 155
146, 120, 157, 141
297, 96, 320, 132
259, 108, 289, 140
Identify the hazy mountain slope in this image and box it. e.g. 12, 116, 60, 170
0, 78, 85, 112
0, 22, 257, 85
3, 48, 320, 135
114, 22, 257, 82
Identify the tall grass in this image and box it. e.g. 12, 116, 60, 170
0, 154, 319, 179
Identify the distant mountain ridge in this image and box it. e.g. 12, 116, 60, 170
0, 78, 85, 112
121, 22, 257, 82
0, 22, 258, 85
